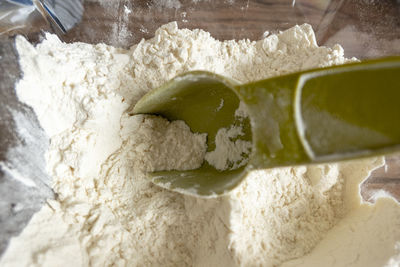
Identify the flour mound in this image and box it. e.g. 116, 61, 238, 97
122, 115, 207, 172
2, 22, 400, 267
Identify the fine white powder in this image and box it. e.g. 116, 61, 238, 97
205, 106, 252, 170
205, 124, 252, 170
1, 22, 400, 267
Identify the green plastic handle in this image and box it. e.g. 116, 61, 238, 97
132, 57, 400, 197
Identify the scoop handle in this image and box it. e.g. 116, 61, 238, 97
236, 57, 400, 169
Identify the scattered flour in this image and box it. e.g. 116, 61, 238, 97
1, 22, 400, 267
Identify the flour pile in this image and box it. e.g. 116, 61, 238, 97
1, 22, 400, 267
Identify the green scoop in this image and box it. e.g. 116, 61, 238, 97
132, 57, 400, 197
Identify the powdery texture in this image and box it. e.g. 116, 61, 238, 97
1, 22, 400, 267
205, 125, 251, 170
205, 103, 252, 171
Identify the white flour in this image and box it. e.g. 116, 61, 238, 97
205, 106, 252, 170
205, 124, 251, 170
1, 22, 400, 267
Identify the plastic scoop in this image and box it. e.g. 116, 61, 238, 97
132, 57, 400, 197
